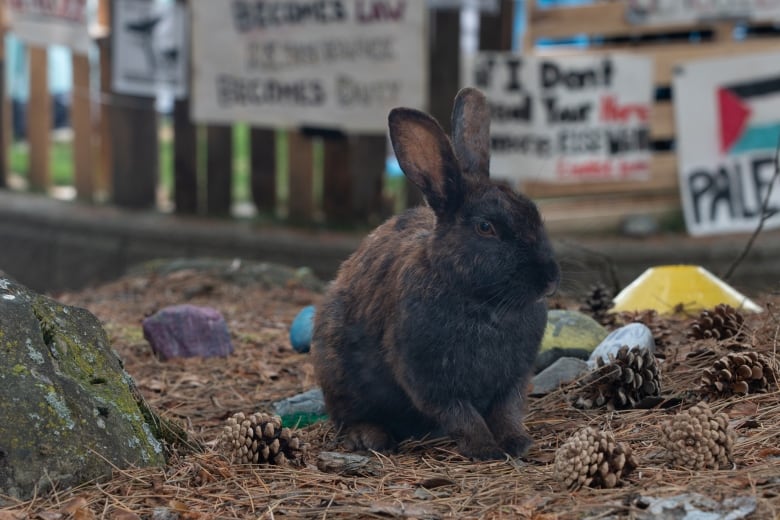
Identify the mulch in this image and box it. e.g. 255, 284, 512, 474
1, 266, 779, 519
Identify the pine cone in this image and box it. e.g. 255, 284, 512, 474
688, 304, 745, 341
660, 402, 735, 470
221, 412, 306, 465
619, 309, 672, 350
700, 351, 777, 397
553, 427, 636, 490
574, 346, 661, 410
580, 283, 617, 328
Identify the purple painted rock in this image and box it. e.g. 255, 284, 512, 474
142, 304, 233, 360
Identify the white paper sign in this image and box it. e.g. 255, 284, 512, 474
462, 52, 653, 184
6, 0, 91, 54
112, 0, 189, 99
627, 0, 780, 25
674, 52, 780, 236
190, 0, 427, 133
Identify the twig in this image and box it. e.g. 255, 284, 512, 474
722, 136, 780, 281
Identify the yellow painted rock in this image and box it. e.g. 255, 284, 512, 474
612, 265, 762, 315
541, 310, 609, 353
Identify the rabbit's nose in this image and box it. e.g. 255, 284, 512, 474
544, 278, 559, 297
543, 261, 560, 296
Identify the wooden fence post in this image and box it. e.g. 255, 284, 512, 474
287, 131, 315, 222
0, 18, 6, 188
173, 97, 198, 213
322, 133, 351, 222
348, 134, 385, 223
405, 7, 461, 208
97, 0, 112, 197
479, 0, 514, 51
205, 125, 233, 215
71, 53, 94, 201
28, 47, 51, 192
250, 127, 276, 214
107, 0, 158, 208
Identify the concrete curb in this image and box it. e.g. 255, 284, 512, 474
1, 189, 778, 294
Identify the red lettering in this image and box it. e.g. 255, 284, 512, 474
356, 0, 406, 23
600, 95, 649, 123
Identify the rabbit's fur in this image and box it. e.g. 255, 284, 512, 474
311, 88, 560, 460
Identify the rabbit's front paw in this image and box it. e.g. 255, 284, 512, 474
343, 423, 395, 452
499, 433, 532, 458
460, 441, 507, 461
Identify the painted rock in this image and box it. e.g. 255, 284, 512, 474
588, 322, 655, 367
290, 305, 316, 353
540, 310, 609, 357
142, 304, 233, 360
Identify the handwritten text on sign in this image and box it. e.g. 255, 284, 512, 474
462, 53, 653, 184
673, 52, 780, 236
191, 0, 426, 133
7, 0, 90, 54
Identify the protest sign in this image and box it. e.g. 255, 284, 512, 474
462, 52, 653, 184
7, 0, 91, 54
112, 0, 189, 98
673, 52, 780, 236
627, 0, 780, 25
190, 0, 426, 133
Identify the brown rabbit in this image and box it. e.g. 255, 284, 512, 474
311, 87, 559, 460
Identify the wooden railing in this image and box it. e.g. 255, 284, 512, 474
0, 0, 516, 229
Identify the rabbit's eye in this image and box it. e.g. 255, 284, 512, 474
475, 220, 497, 237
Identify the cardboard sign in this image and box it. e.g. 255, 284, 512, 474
627, 0, 780, 25
462, 52, 653, 184
112, 0, 189, 99
673, 52, 780, 236
7, 0, 91, 54
190, 0, 427, 133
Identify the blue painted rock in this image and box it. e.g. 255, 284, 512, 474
142, 304, 233, 360
588, 322, 655, 368
290, 305, 316, 353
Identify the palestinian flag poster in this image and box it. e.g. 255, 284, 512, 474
673, 52, 780, 236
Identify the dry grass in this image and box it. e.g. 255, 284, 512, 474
2, 267, 779, 519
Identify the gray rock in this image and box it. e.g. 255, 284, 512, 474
620, 214, 659, 238
588, 322, 655, 368
0, 276, 165, 501
273, 387, 326, 418
531, 357, 590, 396
634, 493, 756, 520
143, 304, 233, 360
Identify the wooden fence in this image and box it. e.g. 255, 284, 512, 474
0, 0, 514, 228
523, 0, 780, 232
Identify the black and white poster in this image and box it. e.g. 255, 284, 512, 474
674, 52, 780, 236
112, 0, 188, 99
462, 52, 653, 185
190, 0, 427, 132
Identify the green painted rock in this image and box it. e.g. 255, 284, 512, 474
536, 310, 609, 372
0, 276, 166, 501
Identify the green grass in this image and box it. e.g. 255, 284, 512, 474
10, 140, 74, 187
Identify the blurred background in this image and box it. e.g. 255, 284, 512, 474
1, 0, 779, 294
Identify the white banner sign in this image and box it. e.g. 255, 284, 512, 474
6, 0, 91, 54
627, 0, 780, 25
190, 0, 427, 133
462, 53, 653, 184
674, 52, 780, 236
112, 0, 189, 99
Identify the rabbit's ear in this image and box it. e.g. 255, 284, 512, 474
389, 108, 463, 217
451, 87, 490, 180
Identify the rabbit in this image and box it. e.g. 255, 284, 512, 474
311, 87, 560, 460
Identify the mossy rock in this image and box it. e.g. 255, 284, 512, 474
0, 276, 172, 501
